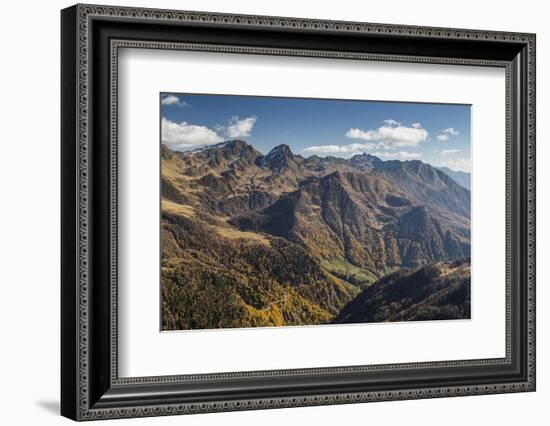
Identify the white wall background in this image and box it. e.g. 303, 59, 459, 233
0, 0, 546, 424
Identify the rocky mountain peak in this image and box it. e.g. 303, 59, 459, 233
351, 152, 382, 162
260, 144, 302, 171
270, 143, 292, 155
206, 139, 254, 157
187, 139, 252, 155
349, 153, 383, 171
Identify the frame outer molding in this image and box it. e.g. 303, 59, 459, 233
61, 3, 536, 421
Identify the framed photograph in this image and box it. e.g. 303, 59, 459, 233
61, 4, 536, 421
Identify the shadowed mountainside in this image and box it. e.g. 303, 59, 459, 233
333, 258, 471, 323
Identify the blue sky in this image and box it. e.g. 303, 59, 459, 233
160, 93, 471, 172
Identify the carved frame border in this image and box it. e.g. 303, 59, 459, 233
62, 3, 535, 421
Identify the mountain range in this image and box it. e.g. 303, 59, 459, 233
435, 166, 471, 190
161, 140, 471, 330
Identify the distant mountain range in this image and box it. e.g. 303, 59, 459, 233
161, 140, 471, 330
435, 166, 471, 190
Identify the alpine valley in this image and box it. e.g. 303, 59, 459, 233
161, 140, 471, 330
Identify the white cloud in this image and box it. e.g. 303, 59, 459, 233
443, 127, 459, 136
303, 121, 427, 157
226, 116, 257, 138
437, 158, 471, 173
441, 149, 460, 155
303, 143, 377, 155
161, 94, 188, 107
161, 95, 179, 105
161, 114, 257, 149
161, 117, 223, 149
302, 143, 421, 159
345, 121, 428, 148
437, 127, 459, 141
371, 151, 422, 159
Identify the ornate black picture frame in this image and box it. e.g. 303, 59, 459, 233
61, 4, 536, 421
